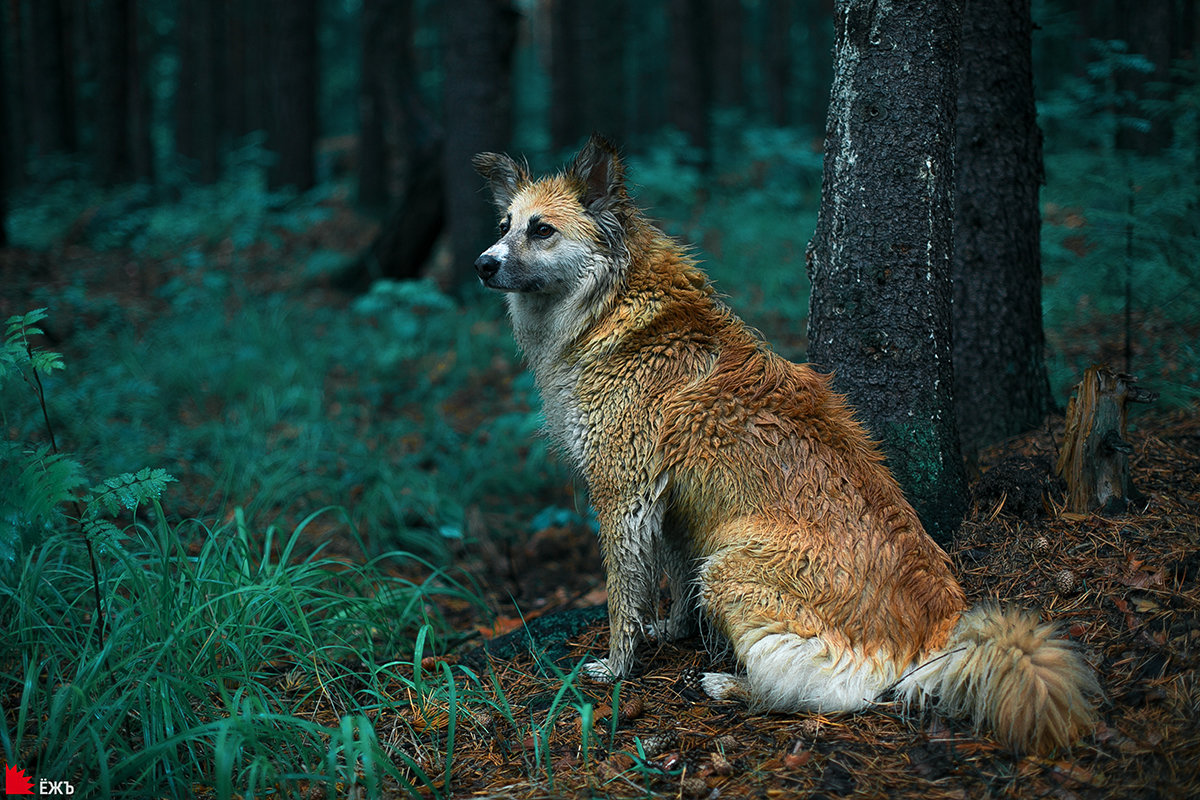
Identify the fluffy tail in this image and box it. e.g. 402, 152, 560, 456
896, 606, 1101, 755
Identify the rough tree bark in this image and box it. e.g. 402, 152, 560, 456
952, 0, 1054, 455
806, 0, 967, 545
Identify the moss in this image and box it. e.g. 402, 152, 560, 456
882, 419, 967, 546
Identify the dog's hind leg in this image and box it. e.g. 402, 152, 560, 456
696, 541, 901, 713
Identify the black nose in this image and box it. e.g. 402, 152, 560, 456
474, 254, 501, 281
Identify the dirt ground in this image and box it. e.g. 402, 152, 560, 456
432, 406, 1200, 800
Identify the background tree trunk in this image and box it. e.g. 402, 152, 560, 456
550, 1, 627, 149
578, 2, 626, 144
764, 0, 792, 126
96, 0, 154, 185
267, 0, 318, 191
627, 5, 668, 145
357, 0, 391, 209
441, 0, 517, 289
241, 0, 271, 139
175, 0, 221, 183
0, 8, 7, 248
668, 0, 712, 161
548, 0, 581, 150
710, 0, 744, 112
952, 0, 1054, 456
341, 0, 445, 289
1115, 0, 1175, 153
25, 0, 76, 157
806, 0, 966, 545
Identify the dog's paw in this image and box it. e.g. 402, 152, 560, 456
582, 658, 621, 683
700, 671, 751, 703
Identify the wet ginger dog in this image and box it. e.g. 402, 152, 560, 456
472, 135, 1099, 754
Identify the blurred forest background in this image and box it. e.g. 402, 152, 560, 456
1, 0, 1199, 797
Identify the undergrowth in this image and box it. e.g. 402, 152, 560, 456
0, 308, 547, 798
1039, 42, 1200, 406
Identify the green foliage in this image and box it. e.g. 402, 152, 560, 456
6, 136, 331, 257
1, 309, 65, 379
2, 311, 177, 564
1039, 41, 1200, 406
1, 505, 483, 797
1, 309, 504, 796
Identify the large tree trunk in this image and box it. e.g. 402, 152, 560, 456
952, 0, 1053, 456
806, 0, 966, 545
441, 0, 517, 290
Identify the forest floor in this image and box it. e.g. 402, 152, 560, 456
437, 410, 1200, 800
3, 200, 1198, 799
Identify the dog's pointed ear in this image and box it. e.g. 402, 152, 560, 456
473, 152, 529, 209
570, 134, 628, 214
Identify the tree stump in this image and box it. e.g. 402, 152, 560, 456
1056, 365, 1157, 513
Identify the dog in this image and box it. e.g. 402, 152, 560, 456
472, 134, 1099, 754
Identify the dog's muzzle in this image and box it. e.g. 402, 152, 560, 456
474, 254, 501, 283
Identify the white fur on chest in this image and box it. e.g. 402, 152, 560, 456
502, 249, 626, 471
505, 295, 591, 470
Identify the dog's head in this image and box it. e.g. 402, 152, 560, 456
472, 134, 632, 294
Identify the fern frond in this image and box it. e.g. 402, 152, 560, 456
85, 468, 178, 518
6, 445, 88, 521
2, 308, 64, 381
80, 516, 123, 549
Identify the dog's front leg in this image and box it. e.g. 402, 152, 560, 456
584, 473, 668, 682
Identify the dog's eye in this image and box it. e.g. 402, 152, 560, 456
498, 218, 510, 235
531, 223, 556, 240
